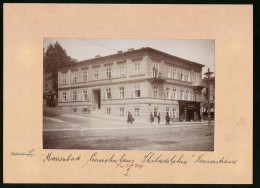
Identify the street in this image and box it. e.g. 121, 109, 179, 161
43, 108, 214, 151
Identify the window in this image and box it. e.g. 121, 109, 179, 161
106, 67, 112, 79
62, 91, 67, 102
119, 107, 125, 117
166, 107, 170, 116
187, 71, 190, 82
83, 90, 87, 101
190, 93, 194, 101
190, 73, 193, 82
166, 107, 172, 117
154, 108, 158, 117
173, 68, 177, 79
119, 86, 125, 99
166, 87, 171, 99
72, 72, 77, 83
194, 73, 199, 83
173, 107, 178, 118
135, 108, 140, 117
93, 69, 99, 80
166, 66, 171, 78
106, 88, 112, 99
185, 90, 189, 100
180, 90, 184, 100
62, 73, 67, 84
153, 85, 159, 98
134, 62, 141, 75
181, 70, 184, 81
119, 64, 125, 77
172, 88, 177, 99
153, 63, 159, 78
184, 71, 188, 81
73, 91, 77, 101
134, 85, 141, 98
82, 70, 88, 82
107, 108, 111, 114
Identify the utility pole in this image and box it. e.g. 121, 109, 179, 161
204, 68, 213, 126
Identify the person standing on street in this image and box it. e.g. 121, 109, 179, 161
150, 112, 154, 123
127, 111, 134, 124
165, 112, 170, 125
158, 113, 161, 124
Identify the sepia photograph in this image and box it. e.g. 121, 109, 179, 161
43, 38, 215, 151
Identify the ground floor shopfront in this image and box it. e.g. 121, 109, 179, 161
59, 96, 202, 122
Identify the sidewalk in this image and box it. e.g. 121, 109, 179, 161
44, 107, 214, 126
84, 113, 214, 126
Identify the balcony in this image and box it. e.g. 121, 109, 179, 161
150, 70, 165, 83
192, 81, 206, 92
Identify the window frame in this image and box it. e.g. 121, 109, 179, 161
153, 85, 159, 98
62, 91, 67, 102
72, 72, 77, 83
106, 66, 112, 79
118, 64, 125, 77
166, 87, 171, 99
134, 62, 141, 75
135, 108, 140, 117
106, 88, 112, 99
93, 68, 99, 80
119, 86, 125, 99
82, 70, 88, 82
119, 107, 125, 117
72, 91, 77, 101
83, 90, 88, 101
134, 85, 141, 98
62, 73, 67, 84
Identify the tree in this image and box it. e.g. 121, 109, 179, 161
44, 41, 73, 93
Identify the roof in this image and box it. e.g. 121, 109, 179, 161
58, 47, 205, 69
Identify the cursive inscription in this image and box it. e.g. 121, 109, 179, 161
82, 152, 134, 167
141, 152, 187, 165
193, 154, 237, 164
43, 152, 81, 162
10, 149, 35, 157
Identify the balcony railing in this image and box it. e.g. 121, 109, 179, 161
152, 71, 162, 78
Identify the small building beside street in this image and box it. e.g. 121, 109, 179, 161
57, 47, 206, 122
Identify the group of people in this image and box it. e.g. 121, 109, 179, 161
150, 112, 171, 125
127, 111, 172, 125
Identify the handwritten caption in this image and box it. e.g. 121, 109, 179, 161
10, 150, 238, 176
40, 151, 237, 176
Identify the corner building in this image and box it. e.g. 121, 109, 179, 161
58, 47, 205, 122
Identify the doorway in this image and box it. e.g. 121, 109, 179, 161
93, 89, 101, 110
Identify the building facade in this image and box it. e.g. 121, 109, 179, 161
57, 47, 205, 122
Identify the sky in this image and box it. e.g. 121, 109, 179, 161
44, 38, 215, 74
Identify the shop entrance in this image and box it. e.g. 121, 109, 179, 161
178, 101, 201, 122
93, 89, 101, 110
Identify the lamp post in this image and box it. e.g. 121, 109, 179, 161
204, 68, 213, 126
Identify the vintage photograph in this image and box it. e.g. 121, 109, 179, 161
43, 39, 215, 151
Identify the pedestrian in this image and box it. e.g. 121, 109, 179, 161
127, 111, 134, 124
181, 114, 185, 122
165, 112, 170, 125
158, 113, 160, 124
199, 110, 202, 122
150, 112, 154, 123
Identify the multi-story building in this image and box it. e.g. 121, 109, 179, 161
57, 47, 205, 122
